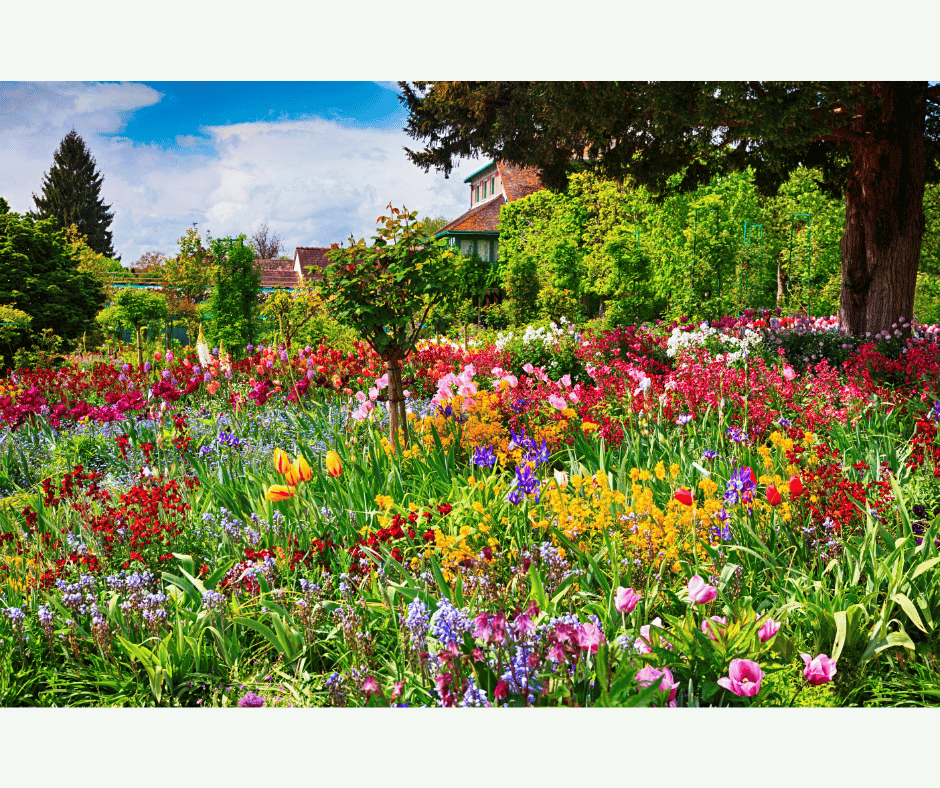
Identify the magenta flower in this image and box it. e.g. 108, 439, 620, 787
717, 659, 765, 697
634, 665, 679, 707
688, 574, 718, 605
615, 586, 641, 614
700, 615, 727, 641
757, 617, 781, 642
362, 676, 381, 698
634, 617, 672, 654
577, 622, 603, 653
800, 653, 837, 686
473, 612, 493, 644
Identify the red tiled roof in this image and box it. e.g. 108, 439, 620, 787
498, 162, 543, 202
436, 161, 544, 237
436, 194, 506, 235
260, 270, 299, 288
255, 258, 294, 272
295, 247, 333, 282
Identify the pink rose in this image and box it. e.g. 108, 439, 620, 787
687, 574, 718, 605
800, 653, 837, 686
717, 658, 765, 697
615, 586, 641, 614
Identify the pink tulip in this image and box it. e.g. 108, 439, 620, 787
757, 617, 781, 642
634, 617, 671, 654
688, 574, 718, 605
548, 393, 568, 411
634, 665, 679, 707
783, 364, 796, 381
800, 653, 837, 686
789, 475, 804, 495
615, 586, 641, 614
766, 485, 782, 506
577, 623, 603, 653
674, 488, 694, 507
717, 658, 765, 697
701, 615, 727, 641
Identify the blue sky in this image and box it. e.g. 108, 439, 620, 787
0, 81, 480, 264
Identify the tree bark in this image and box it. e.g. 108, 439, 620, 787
135, 324, 143, 369
385, 354, 409, 452
839, 83, 927, 337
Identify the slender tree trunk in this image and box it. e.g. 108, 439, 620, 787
135, 325, 143, 368
385, 354, 409, 452
839, 82, 927, 337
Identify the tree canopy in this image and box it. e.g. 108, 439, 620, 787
0, 210, 107, 352
401, 81, 940, 335
31, 129, 116, 258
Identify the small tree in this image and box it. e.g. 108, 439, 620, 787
103, 289, 169, 368
251, 223, 284, 259
206, 235, 260, 357
319, 205, 457, 450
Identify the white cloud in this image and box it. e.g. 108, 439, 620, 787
0, 82, 480, 264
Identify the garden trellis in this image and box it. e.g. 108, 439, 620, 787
738, 220, 764, 315
788, 213, 813, 315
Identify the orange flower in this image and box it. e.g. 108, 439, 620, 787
265, 484, 296, 502
285, 455, 313, 485
325, 450, 342, 478
274, 448, 292, 475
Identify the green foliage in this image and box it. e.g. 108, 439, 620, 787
0, 210, 107, 360
206, 235, 260, 357
319, 206, 458, 448
102, 288, 169, 367
30, 129, 116, 258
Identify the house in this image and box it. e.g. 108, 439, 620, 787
434, 161, 543, 262
293, 247, 332, 283
254, 258, 298, 289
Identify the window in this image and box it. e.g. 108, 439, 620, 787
475, 185, 480, 203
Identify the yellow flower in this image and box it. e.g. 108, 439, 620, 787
654, 461, 666, 481
325, 450, 342, 478
285, 454, 313, 485
265, 484, 296, 502
375, 494, 394, 510
273, 448, 292, 475
582, 422, 599, 433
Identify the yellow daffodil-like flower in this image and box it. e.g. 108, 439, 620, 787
265, 484, 296, 502
325, 450, 342, 478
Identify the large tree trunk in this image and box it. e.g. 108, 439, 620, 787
839, 83, 927, 337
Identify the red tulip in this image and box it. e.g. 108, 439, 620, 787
674, 488, 694, 506
789, 475, 804, 495
766, 485, 782, 506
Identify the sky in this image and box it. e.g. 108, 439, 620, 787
0, 81, 481, 264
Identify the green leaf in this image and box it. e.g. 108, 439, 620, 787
891, 592, 927, 634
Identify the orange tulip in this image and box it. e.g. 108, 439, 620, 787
285, 455, 313, 485
274, 448, 292, 475
325, 450, 342, 478
265, 484, 296, 502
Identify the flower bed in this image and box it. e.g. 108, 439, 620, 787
0, 315, 939, 707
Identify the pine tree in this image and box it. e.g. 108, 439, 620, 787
32, 129, 116, 258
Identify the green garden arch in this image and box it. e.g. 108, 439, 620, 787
788, 213, 813, 315
738, 220, 764, 315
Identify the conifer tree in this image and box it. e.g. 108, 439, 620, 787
32, 129, 116, 258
